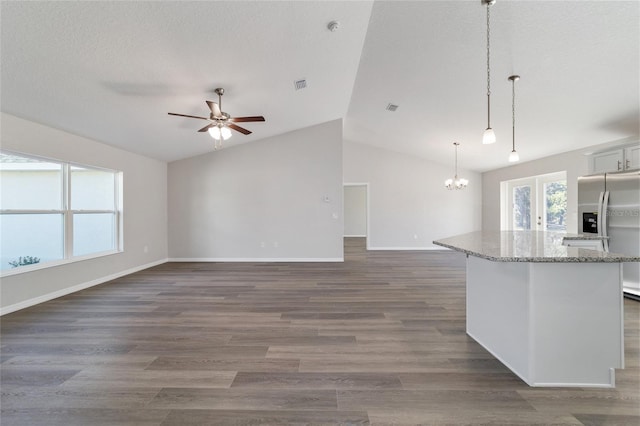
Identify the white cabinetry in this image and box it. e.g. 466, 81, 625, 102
591, 149, 623, 173
625, 145, 640, 170
589, 144, 639, 173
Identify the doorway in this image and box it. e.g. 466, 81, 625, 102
501, 172, 567, 231
343, 183, 369, 250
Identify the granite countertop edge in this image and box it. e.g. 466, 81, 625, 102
432, 233, 639, 263
562, 234, 609, 241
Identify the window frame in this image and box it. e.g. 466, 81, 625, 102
0, 150, 123, 277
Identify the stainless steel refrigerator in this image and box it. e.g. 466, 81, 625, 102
578, 169, 640, 298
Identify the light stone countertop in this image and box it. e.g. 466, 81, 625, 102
433, 231, 639, 263
561, 233, 609, 241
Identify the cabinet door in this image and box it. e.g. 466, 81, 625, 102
591, 149, 623, 173
624, 145, 640, 170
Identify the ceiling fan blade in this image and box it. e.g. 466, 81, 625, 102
206, 101, 222, 117
227, 123, 252, 135
168, 112, 209, 120
198, 124, 214, 132
230, 116, 266, 123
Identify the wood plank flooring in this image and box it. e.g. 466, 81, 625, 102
1, 237, 638, 425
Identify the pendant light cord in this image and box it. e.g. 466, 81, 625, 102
511, 78, 515, 151
486, 2, 491, 127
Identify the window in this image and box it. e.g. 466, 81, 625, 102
501, 171, 567, 232
0, 151, 122, 274
513, 185, 532, 230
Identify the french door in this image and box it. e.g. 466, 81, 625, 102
503, 172, 567, 232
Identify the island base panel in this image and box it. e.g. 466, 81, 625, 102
466, 255, 623, 388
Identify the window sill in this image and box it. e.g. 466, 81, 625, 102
1, 249, 123, 278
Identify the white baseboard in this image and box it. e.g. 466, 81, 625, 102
0, 258, 168, 316
344, 235, 366, 238
367, 246, 444, 251
168, 257, 344, 262
623, 286, 640, 297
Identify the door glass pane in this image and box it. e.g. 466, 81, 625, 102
0, 153, 62, 210
71, 166, 115, 210
0, 214, 64, 270
73, 213, 115, 256
544, 180, 567, 231
513, 185, 531, 230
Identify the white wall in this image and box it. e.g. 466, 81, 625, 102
344, 185, 367, 237
343, 140, 482, 249
0, 113, 168, 313
482, 148, 592, 232
168, 120, 343, 260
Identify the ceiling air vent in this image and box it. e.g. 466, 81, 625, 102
294, 79, 307, 90
386, 103, 399, 112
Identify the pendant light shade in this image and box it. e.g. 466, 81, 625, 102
483, 128, 496, 145
482, 0, 496, 144
445, 142, 468, 190
508, 74, 520, 162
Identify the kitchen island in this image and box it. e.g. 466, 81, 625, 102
433, 231, 639, 388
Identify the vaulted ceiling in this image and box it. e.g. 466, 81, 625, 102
2, 1, 638, 172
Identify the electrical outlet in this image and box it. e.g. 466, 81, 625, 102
273, 241, 279, 248
260, 242, 266, 248
143, 245, 149, 253
413, 234, 418, 240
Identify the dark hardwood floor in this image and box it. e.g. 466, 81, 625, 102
1, 238, 638, 425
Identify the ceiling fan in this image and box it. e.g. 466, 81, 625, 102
168, 88, 265, 146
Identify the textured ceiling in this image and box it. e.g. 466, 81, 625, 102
1, 1, 638, 172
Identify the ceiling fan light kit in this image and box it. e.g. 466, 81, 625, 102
208, 125, 232, 141
168, 87, 265, 150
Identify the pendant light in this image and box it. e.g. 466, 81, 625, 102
482, 0, 496, 144
508, 75, 520, 162
445, 142, 469, 190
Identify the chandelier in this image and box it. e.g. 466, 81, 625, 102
445, 142, 468, 190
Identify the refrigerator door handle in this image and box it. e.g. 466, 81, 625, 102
597, 191, 605, 237
601, 191, 610, 252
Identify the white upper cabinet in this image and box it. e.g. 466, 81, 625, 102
591, 149, 624, 173
589, 144, 640, 173
624, 145, 640, 170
